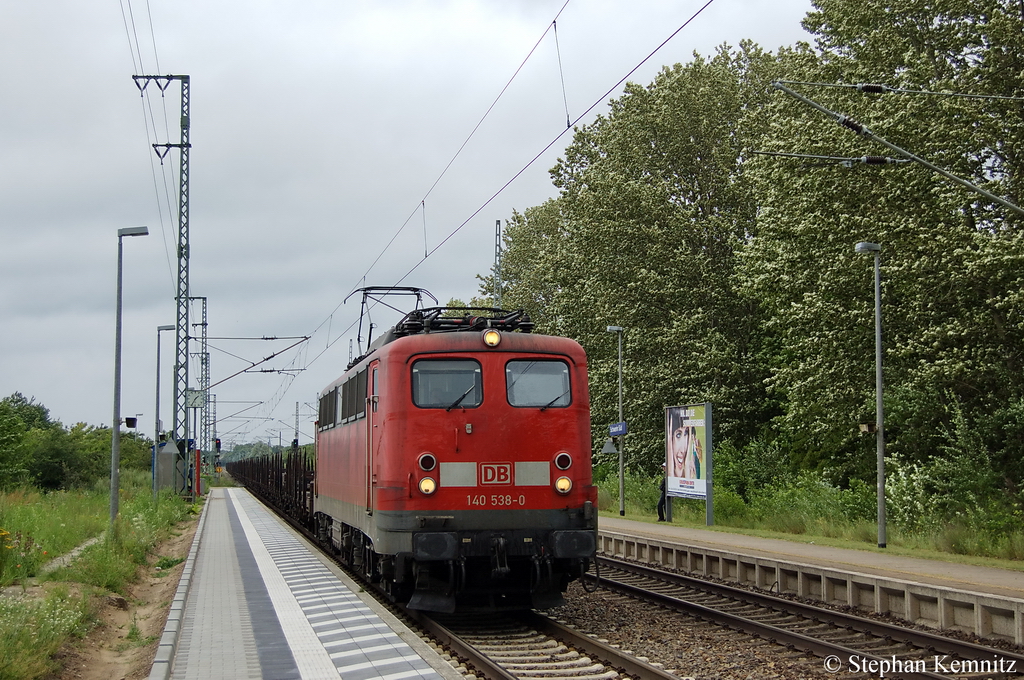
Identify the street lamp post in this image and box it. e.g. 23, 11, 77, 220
607, 326, 625, 516
154, 324, 174, 502
111, 226, 149, 529
855, 241, 886, 548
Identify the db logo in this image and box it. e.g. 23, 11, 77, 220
481, 463, 512, 485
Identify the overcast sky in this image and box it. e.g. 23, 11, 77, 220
0, 0, 815, 448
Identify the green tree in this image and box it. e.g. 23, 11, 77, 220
21, 426, 80, 490
0, 392, 55, 431
0, 404, 29, 487
1, 393, 58, 488
743, 0, 1024, 484
500, 44, 782, 469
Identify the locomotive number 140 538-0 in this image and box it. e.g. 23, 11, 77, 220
467, 494, 527, 507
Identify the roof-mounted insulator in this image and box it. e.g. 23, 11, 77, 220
393, 307, 535, 336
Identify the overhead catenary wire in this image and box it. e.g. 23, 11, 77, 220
777, 79, 1024, 103
120, 0, 178, 294
117, 1, 142, 74
553, 19, 572, 129
298, 0, 580, 372
343, 0, 575, 300
772, 81, 1024, 217
389, 0, 721, 289
208, 337, 310, 391
281, 0, 725, 441
751, 150, 912, 167
175, 1, 722, 441
300, 0, 721, 379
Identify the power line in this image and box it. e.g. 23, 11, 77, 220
752, 150, 912, 167
301, 0, 721, 377
390, 0, 721, 288
777, 80, 1024, 103
553, 19, 571, 129
295, 1, 580, 377
345, 0, 575, 298
246, 1, 722, 439
772, 81, 1024, 217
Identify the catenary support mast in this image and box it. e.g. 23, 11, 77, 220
133, 74, 192, 492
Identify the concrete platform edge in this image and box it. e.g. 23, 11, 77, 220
148, 497, 211, 680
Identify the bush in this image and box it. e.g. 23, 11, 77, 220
887, 398, 1023, 538
596, 467, 664, 515
747, 472, 875, 534
714, 435, 791, 502
711, 487, 748, 522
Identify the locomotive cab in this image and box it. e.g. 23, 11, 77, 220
314, 306, 598, 612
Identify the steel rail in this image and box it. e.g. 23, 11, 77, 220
592, 559, 953, 680
404, 610, 519, 680
523, 610, 682, 680
598, 556, 1024, 670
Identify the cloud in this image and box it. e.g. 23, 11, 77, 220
0, 0, 814, 440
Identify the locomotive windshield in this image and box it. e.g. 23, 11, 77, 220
506, 360, 571, 408
412, 359, 482, 409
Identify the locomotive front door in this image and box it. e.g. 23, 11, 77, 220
365, 361, 380, 513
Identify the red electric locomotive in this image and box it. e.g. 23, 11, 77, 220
313, 298, 597, 612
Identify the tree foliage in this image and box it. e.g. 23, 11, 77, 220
0, 393, 153, 490
489, 0, 1024, 519
746, 0, 1024, 480
498, 44, 781, 472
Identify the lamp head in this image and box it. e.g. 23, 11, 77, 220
157, 325, 174, 331
854, 241, 881, 254
118, 226, 149, 238
606, 326, 623, 333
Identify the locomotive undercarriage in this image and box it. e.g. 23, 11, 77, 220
315, 511, 594, 613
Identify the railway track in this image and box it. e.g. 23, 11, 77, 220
408, 609, 682, 680
588, 555, 1024, 680
248, 487, 682, 679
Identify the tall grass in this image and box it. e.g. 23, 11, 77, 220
0, 489, 106, 586
50, 470, 192, 593
0, 469, 194, 680
0, 586, 91, 680
597, 468, 1024, 560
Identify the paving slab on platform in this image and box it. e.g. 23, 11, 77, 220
153, 487, 460, 680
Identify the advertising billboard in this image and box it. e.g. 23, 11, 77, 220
665, 403, 711, 501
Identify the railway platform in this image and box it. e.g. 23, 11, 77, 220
597, 516, 1024, 645
150, 487, 462, 680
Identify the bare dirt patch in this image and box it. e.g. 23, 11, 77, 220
51, 517, 199, 680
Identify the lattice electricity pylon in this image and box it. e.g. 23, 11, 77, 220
133, 74, 192, 493
190, 296, 209, 471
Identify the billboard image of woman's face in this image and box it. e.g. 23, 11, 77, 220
665, 405, 708, 499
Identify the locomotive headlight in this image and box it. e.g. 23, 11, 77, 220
554, 452, 573, 470
482, 329, 501, 347
418, 477, 437, 495
554, 476, 573, 494
418, 453, 437, 471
